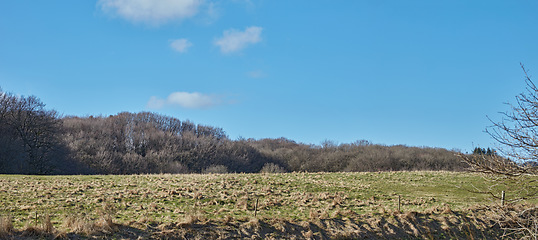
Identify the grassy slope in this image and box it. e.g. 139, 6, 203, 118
0, 171, 531, 239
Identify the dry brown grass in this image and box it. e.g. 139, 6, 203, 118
441, 204, 453, 214
1, 172, 534, 239
5, 206, 510, 239
42, 214, 54, 234
62, 215, 96, 235
60, 212, 118, 237
0, 215, 13, 237
96, 215, 117, 233
178, 214, 197, 228
178, 210, 207, 228
486, 204, 538, 239
15, 214, 60, 239
243, 217, 260, 230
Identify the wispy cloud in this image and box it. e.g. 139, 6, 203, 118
246, 70, 266, 79
146, 96, 167, 109
199, 2, 220, 25
170, 38, 193, 53
98, 0, 203, 25
147, 91, 224, 109
214, 26, 262, 54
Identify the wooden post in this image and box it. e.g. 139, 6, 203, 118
254, 198, 259, 217
398, 195, 400, 212
501, 191, 505, 206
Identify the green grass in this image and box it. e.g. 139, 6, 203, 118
0, 171, 531, 231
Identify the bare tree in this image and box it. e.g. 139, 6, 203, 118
461, 64, 538, 239
0, 90, 61, 174
462, 64, 538, 175
0, 88, 19, 172
488, 65, 538, 165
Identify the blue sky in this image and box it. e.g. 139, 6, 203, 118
1, 1, 537, 152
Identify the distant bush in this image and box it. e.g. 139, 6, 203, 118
202, 165, 228, 174
160, 161, 190, 174
259, 163, 287, 173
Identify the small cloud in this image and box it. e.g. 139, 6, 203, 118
147, 96, 166, 109
147, 91, 224, 109
246, 70, 266, 79
214, 26, 262, 54
170, 38, 193, 53
167, 92, 217, 108
200, 2, 220, 24
98, 0, 203, 25
232, 0, 256, 11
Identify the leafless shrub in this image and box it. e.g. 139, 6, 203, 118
487, 204, 538, 240
260, 163, 286, 173
161, 161, 189, 174
202, 165, 228, 174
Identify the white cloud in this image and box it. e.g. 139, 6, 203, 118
167, 92, 216, 108
147, 92, 222, 109
147, 96, 166, 109
199, 2, 220, 24
246, 70, 266, 79
98, 0, 203, 25
170, 38, 193, 53
214, 26, 262, 54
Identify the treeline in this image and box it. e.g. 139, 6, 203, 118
61, 112, 270, 174
250, 138, 466, 172
0, 89, 468, 175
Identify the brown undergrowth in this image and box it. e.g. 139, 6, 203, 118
1, 205, 507, 239
0, 213, 122, 240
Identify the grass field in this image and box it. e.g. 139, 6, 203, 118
0, 171, 532, 239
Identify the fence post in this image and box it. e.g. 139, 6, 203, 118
398, 195, 401, 212
501, 191, 505, 206
254, 198, 259, 217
